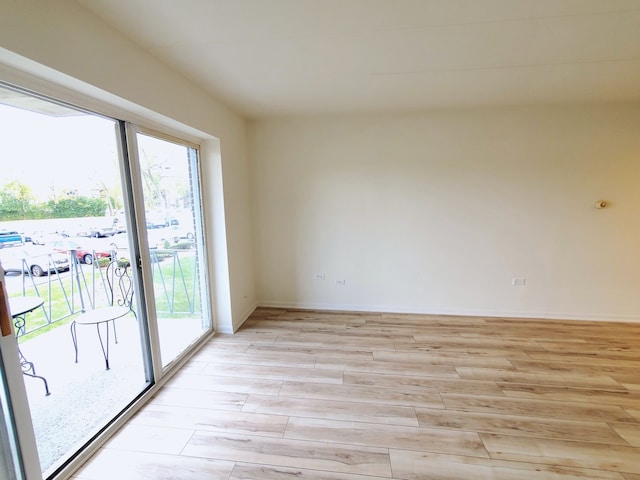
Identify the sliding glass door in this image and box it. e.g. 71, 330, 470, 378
0, 84, 211, 478
0, 84, 151, 477
134, 131, 210, 368
0, 336, 22, 480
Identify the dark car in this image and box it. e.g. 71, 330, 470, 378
49, 239, 113, 265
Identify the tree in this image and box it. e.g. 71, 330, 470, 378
139, 147, 169, 210
46, 196, 107, 218
0, 182, 37, 220
89, 156, 123, 216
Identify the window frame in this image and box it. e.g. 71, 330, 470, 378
0, 79, 215, 480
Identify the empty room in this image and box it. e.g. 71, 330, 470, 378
0, 1, 639, 479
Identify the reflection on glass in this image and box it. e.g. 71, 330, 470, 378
136, 133, 210, 368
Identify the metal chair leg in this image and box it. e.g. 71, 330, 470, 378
22, 372, 51, 396
95, 321, 110, 370
18, 348, 51, 396
112, 319, 118, 344
71, 321, 79, 363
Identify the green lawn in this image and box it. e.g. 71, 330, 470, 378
12, 273, 83, 341
13, 250, 203, 341
151, 251, 202, 318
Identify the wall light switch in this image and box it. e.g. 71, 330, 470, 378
512, 277, 526, 287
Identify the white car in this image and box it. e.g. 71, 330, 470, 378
0, 246, 70, 277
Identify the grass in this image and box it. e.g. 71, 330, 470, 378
12, 249, 204, 341
151, 250, 202, 318
12, 273, 84, 341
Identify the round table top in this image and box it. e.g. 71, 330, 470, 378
74, 306, 130, 325
9, 296, 44, 318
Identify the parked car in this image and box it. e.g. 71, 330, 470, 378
77, 225, 116, 238
49, 238, 112, 265
29, 231, 65, 246
111, 216, 126, 234
145, 217, 166, 229
168, 225, 195, 242
0, 246, 70, 276
0, 230, 24, 248
28, 231, 47, 245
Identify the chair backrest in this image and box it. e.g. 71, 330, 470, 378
104, 259, 134, 310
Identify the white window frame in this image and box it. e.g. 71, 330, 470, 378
0, 76, 216, 479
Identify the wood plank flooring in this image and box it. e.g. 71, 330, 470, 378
71, 308, 640, 479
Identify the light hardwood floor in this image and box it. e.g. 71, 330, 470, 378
72, 308, 640, 479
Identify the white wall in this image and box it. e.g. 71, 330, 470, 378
250, 104, 640, 321
0, 0, 256, 332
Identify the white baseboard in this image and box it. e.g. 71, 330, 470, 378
223, 302, 258, 333
256, 300, 640, 323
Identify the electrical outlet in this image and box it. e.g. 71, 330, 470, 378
315, 273, 325, 281
336, 279, 346, 286
512, 277, 526, 287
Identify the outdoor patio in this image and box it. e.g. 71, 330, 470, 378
8, 248, 207, 474
19, 312, 207, 474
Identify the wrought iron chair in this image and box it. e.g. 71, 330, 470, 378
70, 259, 135, 370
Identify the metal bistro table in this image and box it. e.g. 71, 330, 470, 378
9, 296, 50, 395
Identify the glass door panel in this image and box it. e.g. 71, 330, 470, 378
135, 132, 210, 368
0, 405, 16, 480
0, 85, 150, 477
0, 303, 23, 480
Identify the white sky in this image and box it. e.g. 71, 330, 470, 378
0, 103, 119, 200
0, 101, 189, 205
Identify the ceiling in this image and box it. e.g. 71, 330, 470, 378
76, 0, 640, 118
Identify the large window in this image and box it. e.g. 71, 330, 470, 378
0, 84, 212, 478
